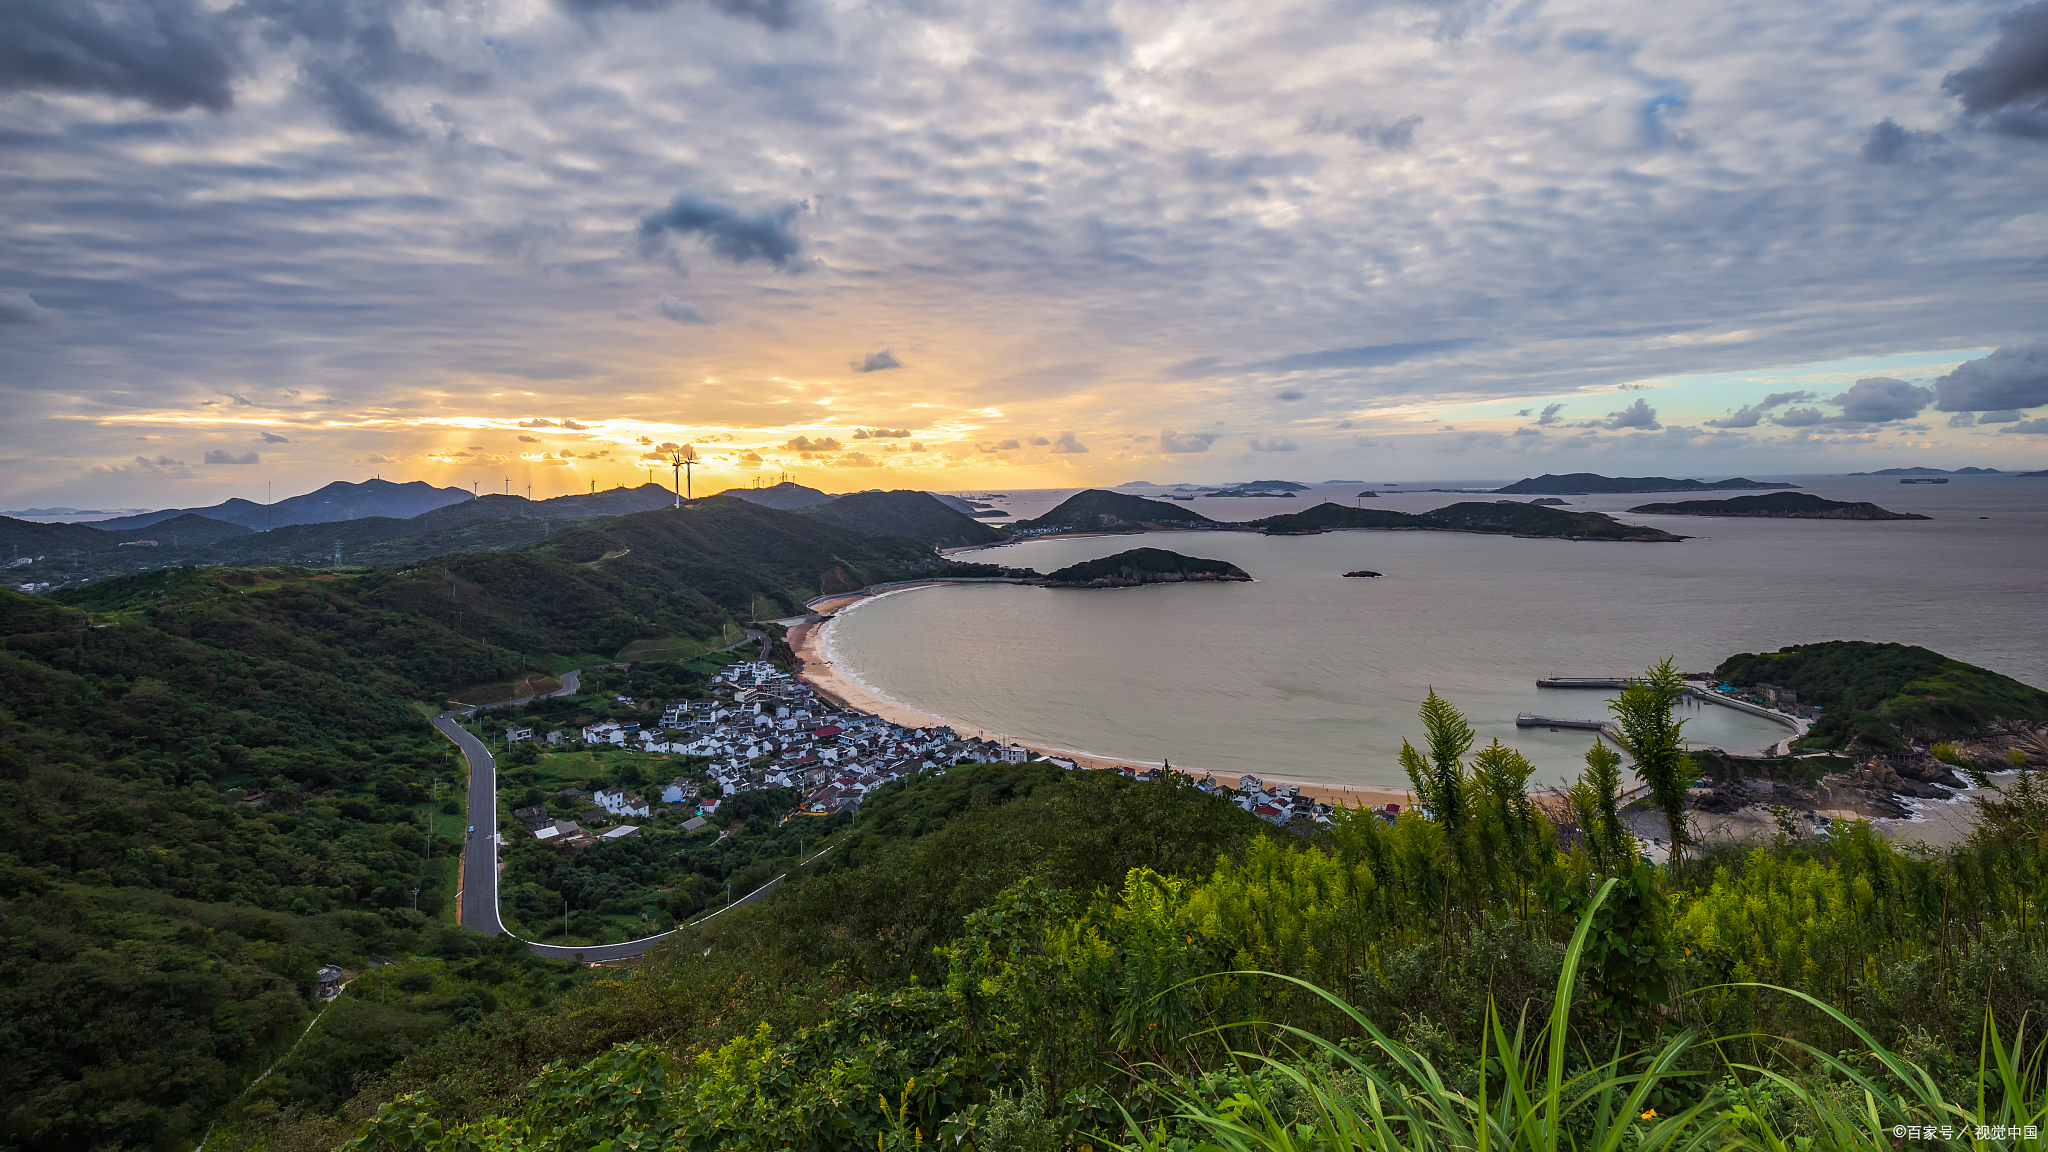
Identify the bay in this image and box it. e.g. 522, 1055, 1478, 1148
821, 475, 2048, 788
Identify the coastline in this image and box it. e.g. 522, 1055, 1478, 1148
788, 585, 1415, 811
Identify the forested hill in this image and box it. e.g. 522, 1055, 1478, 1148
1716, 640, 2048, 748
1010, 489, 1219, 533
796, 489, 1008, 548
1, 496, 963, 1150
1253, 500, 1685, 541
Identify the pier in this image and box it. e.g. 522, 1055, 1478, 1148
1516, 713, 1613, 732
1535, 677, 1641, 689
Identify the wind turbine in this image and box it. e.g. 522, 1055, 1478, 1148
666, 445, 697, 507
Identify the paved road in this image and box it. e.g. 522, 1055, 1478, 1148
436, 662, 803, 963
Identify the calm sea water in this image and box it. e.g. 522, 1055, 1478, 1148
823, 475, 2048, 788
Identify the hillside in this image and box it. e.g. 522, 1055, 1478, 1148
797, 489, 1008, 548
1627, 492, 1929, 519
1254, 500, 1685, 541
723, 481, 835, 510
1011, 489, 1219, 533
406, 484, 678, 530
90, 478, 474, 531
1715, 640, 2048, 748
1040, 547, 1251, 587
1492, 472, 1797, 494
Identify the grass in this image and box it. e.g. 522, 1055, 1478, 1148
1115, 878, 2048, 1152
616, 635, 714, 663
448, 672, 563, 706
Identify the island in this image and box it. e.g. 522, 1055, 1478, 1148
1847, 466, 2003, 476
1010, 490, 1219, 535
1251, 500, 1686, 541
1342, 569, 1383, 577
1492, 472, 1798, 495
1528, 497, 1568, 506
1039, 547, 1252, 588
1355, 490, 1380, 498
1625, 492, 1929, 520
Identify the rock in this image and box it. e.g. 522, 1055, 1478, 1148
1342, 570, 1383, 578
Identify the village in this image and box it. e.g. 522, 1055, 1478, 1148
496, 659, 1343, 852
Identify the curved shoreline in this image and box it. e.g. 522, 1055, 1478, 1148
790, 583, 1415, 810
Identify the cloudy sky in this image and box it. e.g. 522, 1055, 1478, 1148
4, 0, 2047, 506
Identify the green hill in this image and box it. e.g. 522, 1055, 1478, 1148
723, 481, 836, 510
1041, 547, 1250, 587
1715, 640, 2048, 748
1011, 490, 1219, 534
1627, 492, 1928, 520
798, 490, 1008, 548
1253, 500, 1684, 541
1492, 473, 1796, 494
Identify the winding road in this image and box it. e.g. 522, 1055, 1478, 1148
438, 634, 788, 963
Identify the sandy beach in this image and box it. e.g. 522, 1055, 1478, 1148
788, 589, 1416, 811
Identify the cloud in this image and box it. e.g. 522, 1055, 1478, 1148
518, 419, 557, 428
907, 443, 923, 452
555, 0, 798, 31
559, 420, 587, 431
1534, 403, 1566, 426
1978, 409, 2029, 423
1828, 376, 1932, 423
1159, 428, 1220, 453
365, 453, 397, 464
1303, 112, 1423, 150
1708, 391, 1819, 428
995, 438, 1020, 450
1030, 435, 1051, 445
638, 192, 804, 270
1998, 418, 2048, 434
1176, 338, 1478, 378
737, 451, 763, 465
0, 290, 61, 327
852, 349, 902, 373
203, 449, 259, 465
1934, 342, 2048, 411
1942, 1, 2048, 139
1601, 398, 1661, 430
257, 430, 291, 443
1274, 388, 1304, 401
0, 0, 241, 113
1513, 426, 1544, 437
1049, 432, 1088, 454
782, 435, 843, 451
518, 434, 540, 442
853, 427, 910, 438
1247, 436, 1299, 452
655, 295, 711, 325
833, 451, 878, 467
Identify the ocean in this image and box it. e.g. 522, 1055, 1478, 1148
819, 474, 2048, 789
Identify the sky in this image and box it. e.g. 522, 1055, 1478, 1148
3, 0, 2048, 508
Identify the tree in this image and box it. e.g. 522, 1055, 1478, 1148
1606, 656, 1690, 866
1399, 688, 1473, 833
1566, 740, 1633, 876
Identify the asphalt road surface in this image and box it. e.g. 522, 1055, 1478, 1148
439, 666, 695, 961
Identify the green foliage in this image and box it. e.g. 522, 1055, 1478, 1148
1040, 548, 1248, 585
1565, 741, 1634, 877
1715, 640, 2048, 747
1607, 656, 1692, 861
1253, 500, 1683, 541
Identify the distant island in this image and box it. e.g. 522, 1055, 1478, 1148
1846, 466, 2003, 476
1627, 492, 1930, 520
1040, 547, 1251, 588
1492, 472, 1797, 495
1011, 490, 1218, 535
1355, 490, 1380, 498
1252, 500, 1686, 541
1342, 569, 1383, 577
1528, 497, 1567, 506
1198, 487, 1296, 498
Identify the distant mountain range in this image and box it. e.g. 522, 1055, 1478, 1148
1492, 473, 1797, 495
1845, 466, 2004, 476
89, 478, 474, 530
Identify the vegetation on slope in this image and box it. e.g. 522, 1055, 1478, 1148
796, 490, 1009, 548
315, 672, 2048, 1152
1717, 640, 2048, 748
1040, 547, 1250, 586
1628, 491, 1929, 519
1492, 472, 1798, 494
1011, 490, 1220, 533
1254, 500, 1685, 541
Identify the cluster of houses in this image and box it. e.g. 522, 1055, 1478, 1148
503, 659, 1349, 850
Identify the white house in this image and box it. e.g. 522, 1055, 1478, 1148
593, 787, 651, 818
999, 743, 1029, 763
